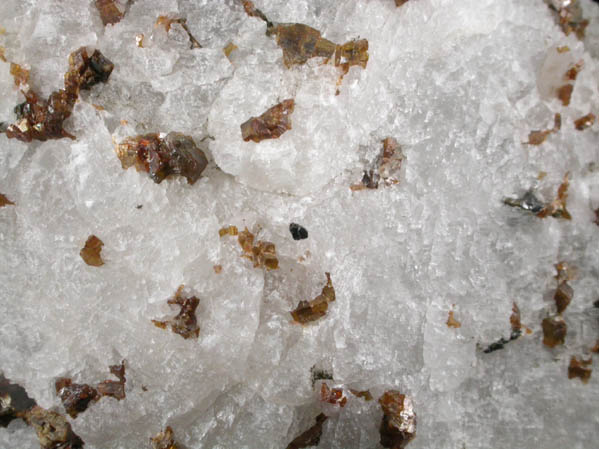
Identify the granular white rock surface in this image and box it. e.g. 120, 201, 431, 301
1, 0, 599, 448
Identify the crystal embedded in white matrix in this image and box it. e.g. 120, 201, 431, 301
1, 0, 599, 448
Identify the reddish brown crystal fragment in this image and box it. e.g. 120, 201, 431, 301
510, 302, 522, 332
446, 310, 461, 329
241, 0, 272, 27
240, 99, 295, 143
554, 281, 573, 314
350, 389, 373, 401
526, 113, 561, 145
236, 227, 279, 270
271, 24, 337, 67
574, 113, 595, 130
286, 413, 328, 449
25, 406, 84, 449
96, 361, 126, 400
151, 426, 181, 449
115, 132, 208, 184
0, 193, 15, 208
565, 60, 584, 81
379, 390, 417, 449
5, 47, 113, 142
55, 378, 99, 418
320, 383, 347, 407
557, 84, 573, 106
537, 173, 571, 220
291, 273, 335, 324
80, 235, 105, 267
542, 315, 567, 347
152, 286, 201, 339
334, 38, 369, 76
95, 0, 125, 26
547, 1, 589, 39
568, 356, 592, 383
395, 0, 409, 5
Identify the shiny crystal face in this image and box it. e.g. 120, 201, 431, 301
1, 0, 599, 448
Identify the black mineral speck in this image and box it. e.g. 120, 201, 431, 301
290, 223, 308, 240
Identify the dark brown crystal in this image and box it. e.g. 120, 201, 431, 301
286, 413, 328, 449
291, 273, 335, 324
379, 390, 417, 449
574, 113, 595, 130
25, 406, 84, 449
568, 356, 592, 383
557, 84, 573, 106
152, 286, 201, 339
240, 99, 295, 143
554, 281, 573, 314
96, 361, 126, 400
542, 315, 567, 347
55, 379, 99, 419
95, 0, 125, 26
0, 193, 15, 208
115, 132, 208, 184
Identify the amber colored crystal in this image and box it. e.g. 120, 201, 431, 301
568, 356, 592, 383
151, 426, 181, 449
574, 113, 595, 131
537, 173, 571, 220
542, 315, 567, 347
55, 379, 99, 419
80, 235, 105, 267
25, 406, 84, 449
320, 383, 347, 407
446, 310, 461, 328
291, 273, 335, 324
378, 390, 417, 449
557, 84, 573, 106
0, 193, 15, 208
95, 0, 125, 26
152, 286, 201, 339
241, 99, 295, 143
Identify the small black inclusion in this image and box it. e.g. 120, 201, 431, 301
289, 223, 308, 240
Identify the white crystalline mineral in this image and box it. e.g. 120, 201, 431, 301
1, 0, 599, 448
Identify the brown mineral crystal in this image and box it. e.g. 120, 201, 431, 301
270, 24, 337, 67
291, 273, 335, 324
0, 374, 36, 427
350, 389, 373, 401
286, 413, 328, 449
510, 302, 522, 333
537, 173, 571, 220
550, 0, 589, 39
526, 113, 561, 145
554, 281, 573, 314
241, 0, 273, 27
378, 390, 417, 449
542, 315, 567, 347
95, 0, 125, 26
213, 264, 222, 274
557, 84, 573, 106
80, 235, 105, 267
234, 227, 279, 270
10, 63, 29, 88
335, 38, 369, 76
565, 60, 584, 81
223, 42, 238, 59
395, 0, 409, 6
219, 225, 239, 237
96, 361, 126, 400
152, 286, 201, 339
574, 113, 595, 130
5, 47, 113, 142
568, 356, 592, 383
24, 406, 84, 449
320, 383, 347, 407
446, 310, 461, 328
115, 132, 208, 184
151, 426, 181, 449
0, 194, 15, 208
55, 378, 99, 418
156, 15, 202, 49
240, 99, 295, 143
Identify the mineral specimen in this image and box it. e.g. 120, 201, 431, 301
55, 379, 99, 418
152, 286, 201, 340
526, 113, 561, 145
557, 84, 573, 106
567, 356, 592, 383
240, 99, 295, 143
395, 0, 409, 6
286, 413, 328, 449
574, 113, 595, 130
115, 132, 208, 184
95, 0, 126, 26
150, 426, 180, 449
237, 227, 279, 270
4, 47, 113, 142
320, 383, 347, 407
378, 390, 416, 449
55, 362, 126, 418
289, 223, 308, 240
25, 406, 84, 449
542, 315, 567, 347
291, 273, 335, 324
446, 310, 461, 328
80, 235, 105, 267
554, 280, 574, 313
0, 194, 14, 208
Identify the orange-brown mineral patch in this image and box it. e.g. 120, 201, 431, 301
542, 315, 567, 347
152, 286, 201, 339
568, 356, 592, 383
291, 273, 335, 324
286, 413, 328, 449
240, 99, 295, 143
378, 390, 417, 449
80, 235, 105, 267
574, 113, 595, 131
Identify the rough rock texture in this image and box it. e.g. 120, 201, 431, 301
1, 1, 599, 448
